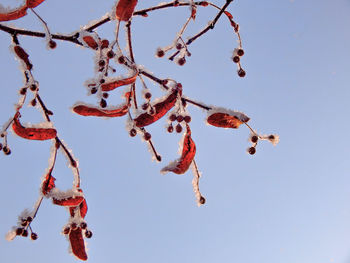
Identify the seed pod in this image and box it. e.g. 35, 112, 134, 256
52, 196, 84, 207
72, 102, 129, 118
134, 88, 182, 128
101, 72, 138, 92
115, 0, 138, 21
207, 110, 250, 129
161, 125, 196, 174
69, 227, 88, 261
12, 112, 57, 140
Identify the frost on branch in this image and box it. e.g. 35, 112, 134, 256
1, 0, 279, 261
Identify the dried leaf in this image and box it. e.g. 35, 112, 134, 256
161, 125, 196, 174
13, 45, 32, 70
134, 88, 181, 128
41, 172, 56, 196
0, 5, 27, 22
69, 228, 88, 261
207, 111, 249, 129
101, 72, 138, 92
115, 0, 138, 21
26, 0, 46, 8
52, 196, 84, 207
82, 36, 98, 50
12, 113, 57, 140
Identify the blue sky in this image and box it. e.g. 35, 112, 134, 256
1, 0, 350, 262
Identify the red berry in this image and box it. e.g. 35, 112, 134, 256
101, 39, 109, 49
30, 232, 38, 240
107, 50, 115, 59
49, 40, 57, 49
167, 124, 174, 133
184, 115, 191, 123
232, 56, 240, 63
199, 196, 206, 205
98, 60, 105, 67
118, 56, 125, 64
91, 87, 97, 94
237, 48, 244, 56
30, 84, 37, 91
102, 92, 109, 99
142, 103, 149, 111
22, 229, 28, 237
129, 129, 137, 137
238, 68, 246, 78
3, 146, 11, 155
26, 216, 32, 222
144, 92, 152, 100
156, 49, 165, 58
175, 124, 182, 133
144, 132, 151, 141
16, 228, 24, 236
176, 115, 184, 122
71, 223, 78, 230
63, 227, 70, 235
177, 57, 186, 66
169, 114, 177, 122
100, 98, 107, 108
85, 231, 92, 238
250, 135, 258, 143
20, 87, 27, 95
149, 107, 155, 115
31, 99, 37, 107
176, 43, 182, 50
80, 222, 87, 230
99, 79, 105, 84
248, 147, 256, 155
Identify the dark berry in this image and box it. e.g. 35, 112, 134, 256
176, 124, 183, 133
144, 132, 151, 141
20, 87, 27, 95
176, 115, 184, 122
156, 155, 162, 162
30, 232, 38, 240
22, 229, 28, 237
156, 49, 165, 58
49, 40, 57, 49
118, 56, 125, 64
144, 92, 152, 100
30, 84, 37, 91
237, 48, 244, 56
85, 230, 93, 238
3, 146, 11, 155
100, 99, 107, 108
250, 135, 258, 143
199, 196, 206, 205
26, 216, 32, 222
31, 99, 37, 106
184, 115, 191, 123
149, 107, 155, 116
248, 147, 256, 155
102, 92, 109, 99
80, 222, 87, 230
142, 103, 149, 111
232, 56, 240, 63
101, 39, 109, 49
71, 223, 78, 230
99, 79, 105, 84
63, 227, 70, 235
129, 129, 137, 137
268, 135, 275, 140
91, 87, 97, 94
107, 50, 115, 59
167, 124, 174, 133
16, 228, 24, 236
176, 43, 182, 50
177, 57, 186, 66
21, 221, 27, 227
238, 68, 246, 78
169, 114, 177, 122
98, 60, 105, 67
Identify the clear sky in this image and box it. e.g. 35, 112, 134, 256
1, 0, 350, 262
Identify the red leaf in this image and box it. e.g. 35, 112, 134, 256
134, 88, 181, 128
69, 228, 88, 261
12, 113, 57, 140
0, 5, 28, 22
191, 6, 197, 20
53, 196, 84, 207
115, 0, 138, 21
13, 45, 33, 70
161, 125, 196, 174
79, 199, 88, 219
26, 0, 46, 8
101, 72, 138, 92
41, 172, 56, 196
73, 103, 129, 117
82, 36, 98, 50
207, 111, 249, 129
